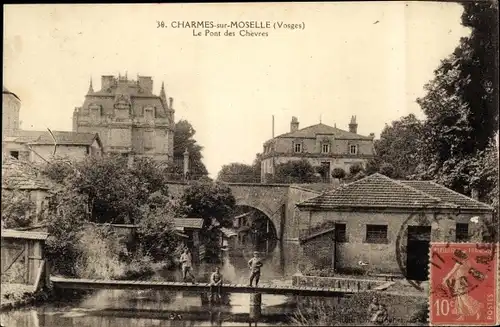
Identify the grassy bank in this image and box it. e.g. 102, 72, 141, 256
291, 293, 428, 326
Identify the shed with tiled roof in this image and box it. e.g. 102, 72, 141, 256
295, 173, 495, 277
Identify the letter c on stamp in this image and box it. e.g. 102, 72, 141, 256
429, 242, 498, 326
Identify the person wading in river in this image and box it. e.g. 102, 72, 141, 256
209, 266, 223, 302
180, 248, 196, 284
248, 251, 263, 287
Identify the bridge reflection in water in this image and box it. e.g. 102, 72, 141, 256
1, 238, 312, 326
0, 290, 296, 327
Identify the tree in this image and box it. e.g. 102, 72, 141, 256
365, 158, 381, 176
177, 180, 236, 263
375, 114, 425, 178
1, 191, 37, 228
135, 195, 180, 263
414, 1, 498, 197
331, 168, 346, 180
379, 163, 396, 178
349, 163, 364, 176
271, 159, 321, 184
178, 180, 236, 228
173, 120, 208, 178
217, 163, 258, 183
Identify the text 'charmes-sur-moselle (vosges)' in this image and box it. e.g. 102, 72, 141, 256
157, 20, 305, 37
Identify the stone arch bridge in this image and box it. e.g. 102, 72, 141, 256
166, 182, 323, 241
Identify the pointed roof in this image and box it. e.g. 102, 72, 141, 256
3, 86, 20, 101
88, 77, 94, 93
274, 123, 372, 140
297, 173, 462, 210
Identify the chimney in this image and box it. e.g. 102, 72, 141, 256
349, 115, 358, 134
290, 116, 299, 132
471, 188, 479, 200
101, 75, 116, 90
137, 76, 153, 94
169, 97, 174, 110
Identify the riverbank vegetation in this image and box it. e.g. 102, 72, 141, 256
291, 293, 428, 326
2, 155, 235, 282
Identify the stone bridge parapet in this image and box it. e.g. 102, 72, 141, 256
165, 181, 327, 241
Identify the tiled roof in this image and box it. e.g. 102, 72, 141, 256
174, 218, 204, 229
292, 181, 340, 193
9, 130, 99, 146
400, 180, 493, 211
297, 173, 460, 210
275, 123, 373, 140
2, 157, 52, 190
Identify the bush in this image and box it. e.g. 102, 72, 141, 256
74, 226, 125, 279
291, 293, 427, 326
409, 302, 429, 323
331, 168, 346, 180
349, 163, 364, 175
379, 162, 396, 178
136, 201, 179, 263
1, 191, 37, 229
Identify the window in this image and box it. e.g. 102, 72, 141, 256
322, 143, 330, 153
294, 143, 302, 153
10, 151, 19, 159
86, 146, 90, 155
365, 224, 388, 243
349, 145, 358, 155
456, 223, 469, 241
335, 223, 347, 242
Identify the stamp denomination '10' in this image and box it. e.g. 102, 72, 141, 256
429, 242, 498, 326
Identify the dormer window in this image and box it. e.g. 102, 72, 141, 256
322, 143, 330, 154
349, 145, 358, 155
294, 143, 302, 153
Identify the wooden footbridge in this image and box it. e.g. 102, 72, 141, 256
50, 276, 365, 297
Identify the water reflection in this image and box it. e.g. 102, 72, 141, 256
1, 241, 303, 327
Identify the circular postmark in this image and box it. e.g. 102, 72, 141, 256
395, 210, 497, 293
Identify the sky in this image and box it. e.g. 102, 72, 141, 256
3, 3, 470, 177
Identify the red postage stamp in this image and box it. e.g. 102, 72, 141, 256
429, 242, 498, 326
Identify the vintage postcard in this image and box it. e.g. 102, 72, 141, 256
2, 2, 498, 327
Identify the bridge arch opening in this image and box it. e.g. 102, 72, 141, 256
232, 205, 278, 256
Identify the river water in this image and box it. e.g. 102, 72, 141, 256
1, 241, 314, 327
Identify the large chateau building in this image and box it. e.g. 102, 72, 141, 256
260, 116, 376, 182
72, 74, 175, 162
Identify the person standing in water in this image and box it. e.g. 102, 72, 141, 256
248, 251, 263, 287
180, 248, 196, 283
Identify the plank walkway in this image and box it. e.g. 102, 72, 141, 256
50, 277, 364, 297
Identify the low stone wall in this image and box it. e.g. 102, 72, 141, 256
292, 274, 384, 291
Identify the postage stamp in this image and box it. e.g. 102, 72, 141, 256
429, 242, 498, 326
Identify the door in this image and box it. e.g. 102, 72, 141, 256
406, 226, 431, 281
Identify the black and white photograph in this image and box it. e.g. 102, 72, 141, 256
1, 2, 499, 326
